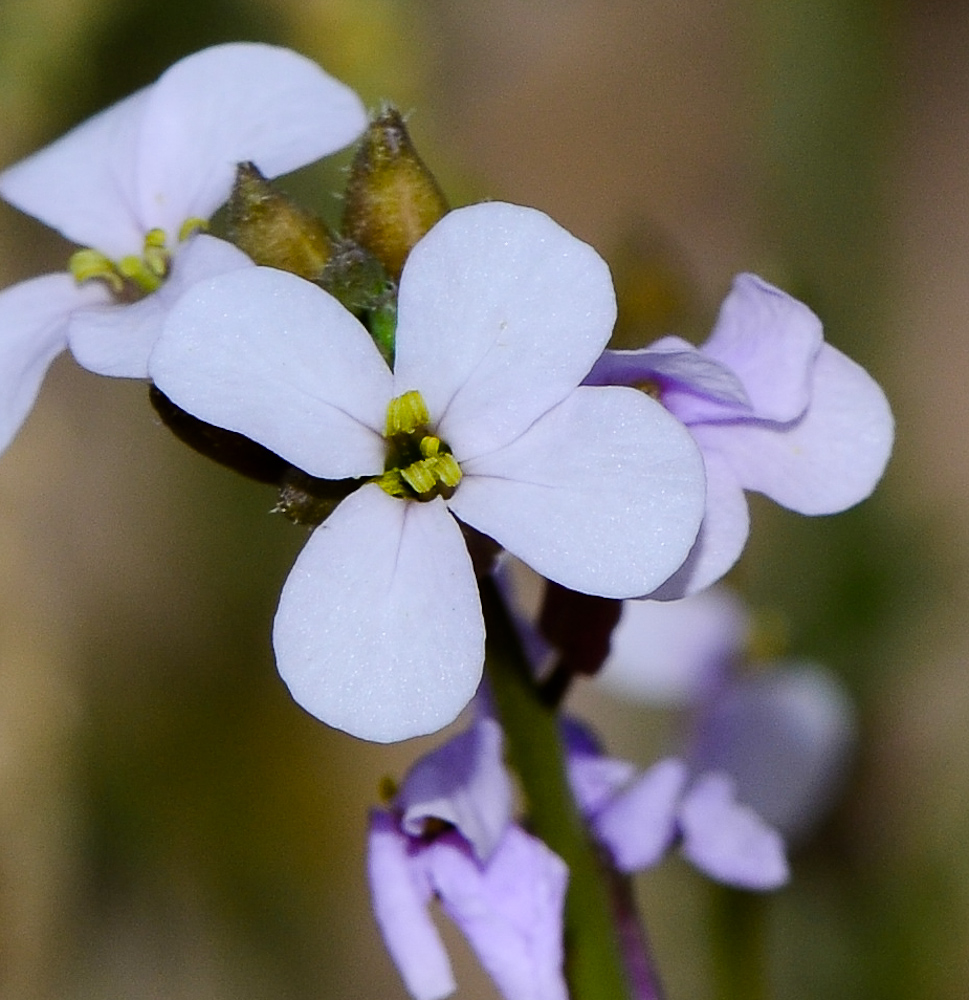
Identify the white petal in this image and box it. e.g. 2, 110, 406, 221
70, 235, 253, 378
596, 587, 749, 706
0, 273, 107, 455
450, 386, 706, 598
647, 448, 751, 599
393, 203, 617, 460
0, 91, 147, 256
134, 43, 366, 234
695, 343, 894, 514
150, 267, 391, 479
273, 485, 484, 742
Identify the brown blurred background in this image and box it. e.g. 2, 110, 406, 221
0, 0, 964, 996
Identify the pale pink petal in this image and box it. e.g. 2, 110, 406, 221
426, 827, 569, 1000
70, 234, 253, 378
702, 274, 822, 423
592, 758, 689, 872
0, 90, 147, 256
0, 272, 108, 454
134, 43, 366, 234
647, 448, 750, 599
693, 343, 894, 514
393, 203, 616, 461
450, 386, 705, 598
367, 811, 456, 1000
273, 485, 484, 742
150, 267, 391, 479
596, 587, 749, 706
679, 772, 789, 890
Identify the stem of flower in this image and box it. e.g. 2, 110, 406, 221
708, 885, 770, 1000
480, 576, 634, 1000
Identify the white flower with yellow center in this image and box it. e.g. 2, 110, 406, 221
150, 202, 707, 742
0, 43, 365, 454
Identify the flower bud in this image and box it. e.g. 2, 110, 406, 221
227, 162, 334, 280
342, 106, 448, 280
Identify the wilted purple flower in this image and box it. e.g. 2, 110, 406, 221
565, 720, 788, 890
597, 587, 855, 842
0, 43, 366, 453
586, 273, 894, 597
151, 201, 706, 742
368, 717, 569, 1000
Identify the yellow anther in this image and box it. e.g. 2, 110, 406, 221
118, 254, 164, 293
69, 249, 123, 293
432, 452, 462, 489
401, 458, 438, 496
385, 390, 430, 437
178, 216, 209, 242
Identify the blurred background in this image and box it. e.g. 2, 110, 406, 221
0, 0, 961, 996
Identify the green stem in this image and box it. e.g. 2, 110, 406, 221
709, 885, 770, 1000
480, 577, 633, 1000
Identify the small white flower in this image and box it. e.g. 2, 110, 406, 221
0, 43, 366, 453
150, 201, 706, 742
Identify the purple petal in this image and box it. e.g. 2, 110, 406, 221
646, 447, 751, 600
591, 758, 688, 872
150, 266, 391, 479
596, 586, 749, 706
70, 234, 253, 378
134, 43, 366, 234
0, 272, 107, 455
0, 90, 147, 255
563, 718, 638, 817
678, 772, 789, 890
399, 717, 513, 862
693, 342, 893, 514
367, 811, 456, 1000
701, 274, 822, 424
692, 663, 855, 841
586, 338, 752, 424
393, 202, 617, 461
273, 486, 484, 742
451, 386, 705, 599
426, 827, 569, 1000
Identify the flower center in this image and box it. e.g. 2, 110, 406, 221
375, 390, 462, 501
68, 218, 207, 299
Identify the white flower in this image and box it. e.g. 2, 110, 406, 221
150, 201, 706, 742
0, 42, 366, 454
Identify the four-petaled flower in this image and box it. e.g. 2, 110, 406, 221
368, 716, 569, 1000
586, 273, 894, 597
565, 719, 789, 890
0, 42, 366, 454
150, 200, 706, 742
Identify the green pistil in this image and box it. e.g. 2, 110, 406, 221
376, 390, 462, 501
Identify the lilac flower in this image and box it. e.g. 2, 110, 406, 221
0, 43, 366, 454
368, 717, 569, 1000
150, 201, 706, 742
586, 273, 894, 597
565, 721, 788, 890
597, 588, 856, 842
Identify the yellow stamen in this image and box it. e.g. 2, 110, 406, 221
69, 249, 123, 293
385, 389, 430, 437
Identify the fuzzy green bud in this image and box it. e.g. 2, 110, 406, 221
227, 162, 334, 280
342, 106, 448, 281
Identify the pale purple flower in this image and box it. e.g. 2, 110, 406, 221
150, 201, 706, 742
565, 721, 788, 890
0, 42, 366, 453
596, 588, 856, 841
368, 717, 569, 1000
586, 273, 895, 597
